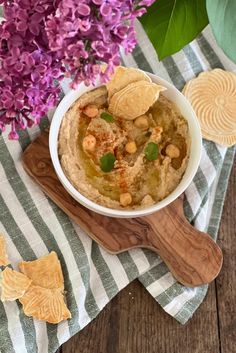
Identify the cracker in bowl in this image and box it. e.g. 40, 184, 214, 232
106, 65, 151, 100
109, 80, 166, 120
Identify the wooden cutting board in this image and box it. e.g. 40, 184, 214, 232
22, 130, 223, 287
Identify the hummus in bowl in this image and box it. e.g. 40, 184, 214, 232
50, 67, 202, 217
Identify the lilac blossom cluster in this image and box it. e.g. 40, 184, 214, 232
0, 0, 154, 139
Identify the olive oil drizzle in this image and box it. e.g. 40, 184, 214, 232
78, 97, 188, 203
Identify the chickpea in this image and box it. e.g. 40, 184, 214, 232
83, 104, 99, 118
125, 141, 137, 154
134, 115, 149, 130
82, 134, 96, 152
120, 192, 132, 207
165, 144, 180, 159
141, 194, 154, 206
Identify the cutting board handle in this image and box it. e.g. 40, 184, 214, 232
143, 197, 223, 287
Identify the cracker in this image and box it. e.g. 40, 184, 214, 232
182, 69, 236, 146
0, 235, 10, 266
106, 66, 152, 100
0, 267, 32, 301
19, 285, 71, 324
109, 81, 166, 120
19, 252, 64, 291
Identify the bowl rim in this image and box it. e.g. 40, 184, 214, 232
49, 72, 202, 218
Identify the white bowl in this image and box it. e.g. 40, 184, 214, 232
49, 73, 202, 218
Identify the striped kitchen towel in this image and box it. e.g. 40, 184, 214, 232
0, 23, 235, 353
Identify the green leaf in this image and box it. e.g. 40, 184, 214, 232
144, 142, 159, 161
207, 0, 236, 64
100, 112, 114, 122
100, 153, 116, 172
140, 0, 209, 60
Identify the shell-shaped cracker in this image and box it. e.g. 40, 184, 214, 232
109, 81, 166, 120
183, 69, 236, 146
0, 235, 9, 266
19, 252, 64, 291
0, 267, 32, 301
106, 66, 151, 100
19, 285, 71, 324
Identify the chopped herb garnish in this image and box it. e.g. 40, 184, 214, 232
144, 142, 159, 161
100, 152, 116, 172
100, 112, 114, 122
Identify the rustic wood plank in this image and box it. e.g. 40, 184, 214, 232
23, 129, 222, 287
61, 280, 219, 353
216, 160, 236, 353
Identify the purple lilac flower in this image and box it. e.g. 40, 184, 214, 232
0, 0, 63, 138
46, 0, 155, 87
0, 0, 154, 139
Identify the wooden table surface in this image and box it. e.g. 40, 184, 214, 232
57, 160, 236, 353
